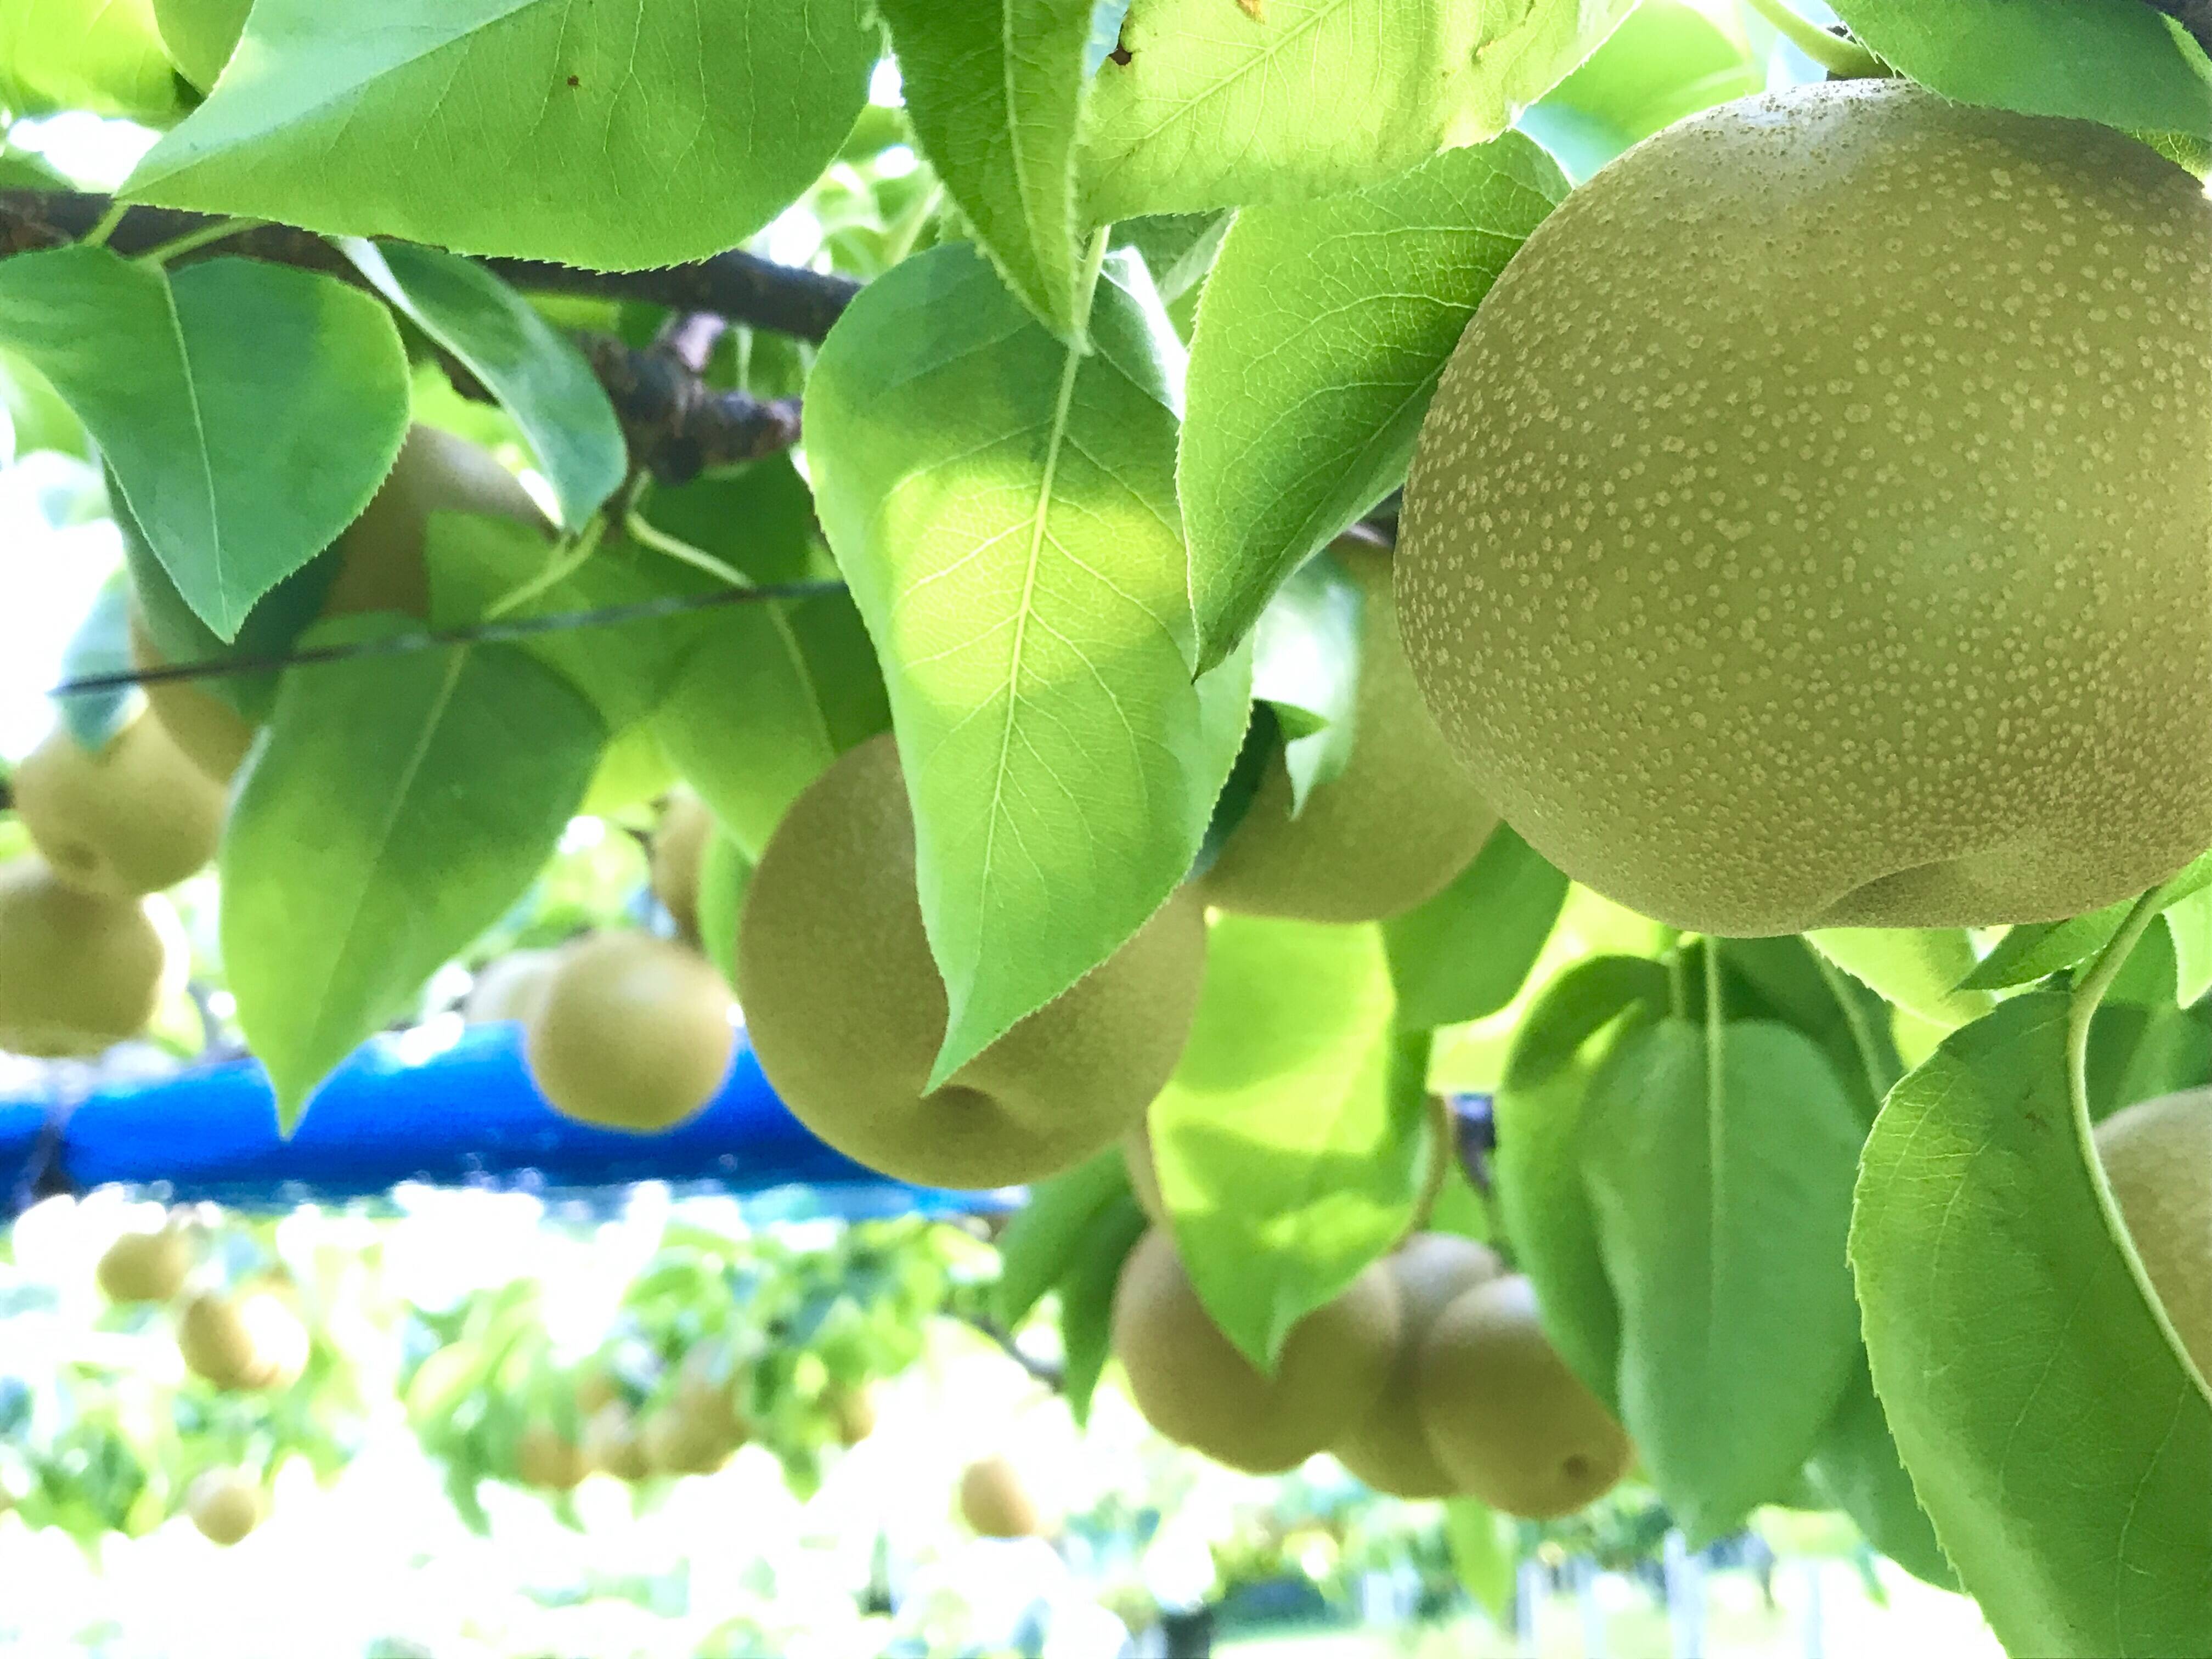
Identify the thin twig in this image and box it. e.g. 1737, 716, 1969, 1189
959, 1312, 1065, 1393
47, 578, 848, 698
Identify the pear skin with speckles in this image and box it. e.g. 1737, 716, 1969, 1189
1400, 82, 2212, 935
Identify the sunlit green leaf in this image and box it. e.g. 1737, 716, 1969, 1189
1806, 928, 1993, 1030
0, 0, 182, 121
1150, 914, 1424, 1369
1516, 0, 1760, 183
808, 242, 1251, 1086
1854, 993, 2212, 1657
1078, 0, 1630, 222
1443, 1496, 1516, 1618
1248, 549, 1362, 811
126, 0, 877, 268
1181, 134, 1565, 663
876, 0, 1096, 338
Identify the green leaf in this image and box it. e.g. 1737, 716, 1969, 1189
1960, 907, 2131, 991
1150, 915, 1423, 1370
1181, 134, 1566, 664
1852, 993, 2212, 1658
1248, 549, 1362, 811
125, 0, 878, 268
221, 617, 605, 1125
0, 247, 409, 639
2165, 886, 2212, 1006
343, 241, 624, 530
1077, 0, 1631, 222
1059, 1192, 1149, 1426
1499, 954, 1669, 1093
1443, 1496, 1516, 1620
150, 0, 250, 91
876, 0, 1095, 339
0, 0, 182, 120
1516, 0, 1762, 184
806, 242, 1251, 1087
1827, 1, 2212, 139
652, 590, 891, 860
50, 574, 141, 754
1113, 211, 1229, 304
1584, 1018, 1864, 1543
1805, 1359, 1957, 1593
1385, 824, 1570, 1031
1805, 928, 1993, 1030
991, 1147, 1135, 1329
425, 516, 707, 733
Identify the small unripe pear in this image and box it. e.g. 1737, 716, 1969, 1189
177, 1290, 307, 1392
1333, 1234, 1504, 1498
95, 1223, 194, 1304
1415, 1276, 1632, 1519
958, 1454, 1041, 1538
1111, 1228, 1401, 1474
652, 793, 715, 942
1204, 545, 1495, 923
0, 862, 172, 1057
827, 1381, 878, 1447
13, 716, 224, 897
185, 1468, 264, 1545
514, 1423, 590, 1491
2095, 1089, 2212, 1383
461, 949, 561, 1026
582, 1403, 651, 1482
523, 933, 735, 1132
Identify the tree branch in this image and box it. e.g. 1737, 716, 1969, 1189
0, 190, 840, 481
0, 191, 858, 340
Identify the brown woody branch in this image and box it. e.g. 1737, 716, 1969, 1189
0, 190, 850, 483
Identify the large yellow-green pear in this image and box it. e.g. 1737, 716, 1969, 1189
1204, 544, 1496, 922
0, 862, 172, 1056
13, 715, 225, 897
737, 736, 1209, 1190
1416, 1276, 1633, 1519
1398, 82, 2212, 935
1332, 1234, 1504, 1498
1111, 1228, 1401, 1474
2095, 1089, 2211, 1383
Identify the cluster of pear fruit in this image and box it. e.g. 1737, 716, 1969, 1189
1110, 1131, 1630, 1519
501, 1354, 878, 1493
93, 1215, 306, 1546
0, 425, 554, 1063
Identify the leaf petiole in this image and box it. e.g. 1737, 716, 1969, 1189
132, 216, 262, 266
1740, 0, 1893, 80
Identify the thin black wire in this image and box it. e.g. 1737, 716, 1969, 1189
46, 578, 851, 699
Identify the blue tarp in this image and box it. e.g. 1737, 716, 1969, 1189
0, 1024, 1005, 1217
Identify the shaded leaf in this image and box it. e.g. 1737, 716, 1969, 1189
1151, 915, 1423, 1369
344, 241, 625, 529
1060, 1192, 1149, 1425
221, 617, 604, 1125
1248, 548, 1362, 811
0, 248, 408, 639
1385, 824, 1570, 1031
1584, 1019, 1863, 1543
806, 242, 1250, 1087
1181, 134, 1566, 664
50, 574, 142, 753
1853, 993, 2212, 1658
1959, 907, 2129, 991
992, 1148, 1135, 1329
1805, 1358, 1957, 1593
1516, 0, 1761, 183
126, 0, 877, 268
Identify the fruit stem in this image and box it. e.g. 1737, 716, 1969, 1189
1740, 0, 1892, 80
486, 514, 610, 620
2066, 889, 2166, 1121
624, 503, 755, 592
79, 199, 131, 250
